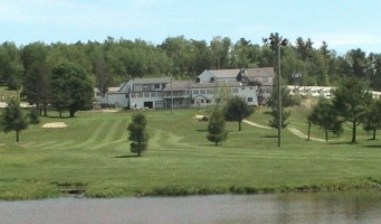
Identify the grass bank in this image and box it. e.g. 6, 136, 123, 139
1, 108, 381, 200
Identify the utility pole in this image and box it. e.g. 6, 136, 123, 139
266, 35, 288, 147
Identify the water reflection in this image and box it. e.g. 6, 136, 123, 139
1, 190, 381, 224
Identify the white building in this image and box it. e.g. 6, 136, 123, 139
94, 67, 275, 109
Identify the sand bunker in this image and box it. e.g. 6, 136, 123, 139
42, 122, 68, 129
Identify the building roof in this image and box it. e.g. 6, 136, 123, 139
246, 67, 275, 77
129, 77, 171, 84
163, 80, 192, 91
208, 69, 240, 78
189, 81, 243, 88
163, 80, 246, 91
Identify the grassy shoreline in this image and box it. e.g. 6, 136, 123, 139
1, 108, 381, 200
1, 178, 381, 200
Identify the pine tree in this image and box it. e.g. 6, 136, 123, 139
127, 112, 149, 156
0, 98, 28, 142
207, 108, 228, 146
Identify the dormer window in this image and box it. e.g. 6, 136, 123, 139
210, 77, 215, 83
196, 78, 200, 83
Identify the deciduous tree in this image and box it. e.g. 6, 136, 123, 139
308, 98, 343, 142
362, 99, 381, 140
333, 78, 372, 143
224, 96, 254, 131
51, 63, 93, 117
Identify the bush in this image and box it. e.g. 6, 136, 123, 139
28, 108, 40, 124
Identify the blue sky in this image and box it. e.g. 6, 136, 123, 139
1, 0, 380, 54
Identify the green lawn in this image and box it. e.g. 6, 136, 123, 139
1, 108, 381, 200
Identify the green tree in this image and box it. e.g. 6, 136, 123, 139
308, 98, 343, 142
207, 107, 228, 146
268, 81, 299, 108
127, 112, 149, 157
268, 106, 291, 129
362, 99, 381, 140
224, 96, 254, 131
21, 42, 51, 116
268, 86, 292, 130
0, 99, 28, 142
0, 42, 24, 90
51, 63, 94, 117
210, 36, 232, 69
333, 78, 372, 143
28, 108, 40, 124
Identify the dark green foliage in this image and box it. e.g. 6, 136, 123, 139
0, 42, 24, 89
0, 98, 28, 142
224, 96, 254, 131
333, 78, 372, 143
308, 98, 343, 141
21, 42, 51, 116
268, 107, 291, 129
268, 86, 292, 130
28, 108, 40, 124
362, 99, 381, 140
51, 63, 94, 117
207, 107, 228, 146
127, 112, 149, 156
269, 86, 299, 108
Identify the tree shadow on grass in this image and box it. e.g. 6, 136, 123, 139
261, 135, 278, 139
46, 115, 73, 119
364, 145, 381, 148
195, 129, 208, 132
328, 141, 357, 145
115, 155, 140, 158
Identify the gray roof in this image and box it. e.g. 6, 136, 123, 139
163, 80, 192, 91
246, 67, 275, 78
163, 80, 245, 91
130, 77, 171, 84
208, 69, 240, 78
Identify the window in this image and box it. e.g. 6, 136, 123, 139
134, 84, 142, 92
200, 89, 206, 94
232, 88, 239, 93
154, 84, 161, 89
131, 93, 136, 98
247, 97, 253, 102
206, 99, 210, 104
193, 89, 199, 95
151, 92, 157, 97
249, 87, 253, 90
157, 92, 163, 97
207, 89, 213, 94
241, 87, 246, 90
142, 84, 151, 92
262, 77, 269, 83
138, 93, 143, 98
144, 92, 150, 98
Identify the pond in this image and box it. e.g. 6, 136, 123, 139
1, 190, 381, 224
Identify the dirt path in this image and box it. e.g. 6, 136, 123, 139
243, 119, 327, 142
287, 127, 326, 142
243, 120, 271, 129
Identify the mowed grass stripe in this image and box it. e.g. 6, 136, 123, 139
39, 140, 76, 151
67, 119, 111, 150
91, 119, 128, 150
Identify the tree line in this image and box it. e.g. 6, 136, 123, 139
1, 33, 381, 99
